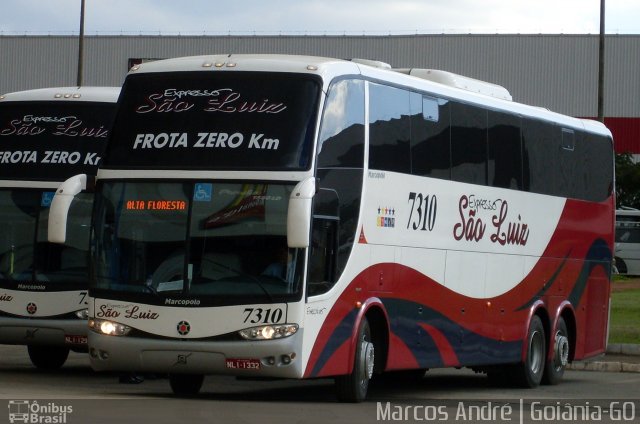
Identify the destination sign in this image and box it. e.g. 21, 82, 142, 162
0, 102, 116, 181
103, 72, 320, 171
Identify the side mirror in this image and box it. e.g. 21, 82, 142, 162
48, 174, 91, 244
287, 177, 316, 248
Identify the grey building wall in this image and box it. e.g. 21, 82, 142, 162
0, 34, 638, 117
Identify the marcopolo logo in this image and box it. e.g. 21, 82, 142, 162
7, 400, 73, 423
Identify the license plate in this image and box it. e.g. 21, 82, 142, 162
65, 335, 87, 345
225, 358, 261, 370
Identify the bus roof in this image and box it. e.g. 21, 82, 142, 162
0, 86, 120, 103
128, 54, 611, 138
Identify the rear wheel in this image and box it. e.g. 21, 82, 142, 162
335, 317, 374, 402
542, 317, 570, 385
27, 345, 69, 369
169, 374, 204, 396
512, 315, 546, 388
614, 257, 627, 274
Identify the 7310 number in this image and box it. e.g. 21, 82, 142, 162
243, 307, 284, 324
407, 192, 437, 231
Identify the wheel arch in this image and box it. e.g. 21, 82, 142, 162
556, 302, 577, 362
363, 302, 389, 374
349, 298, 389, 375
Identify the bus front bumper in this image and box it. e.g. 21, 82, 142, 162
88, 330, 305, 379
0, 316, 88, 348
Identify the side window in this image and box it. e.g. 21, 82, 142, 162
317, 79, 365, 168
312, 79, 365, 297
522, 119, 559, 196
583, 132, 613, 202
488, 111, 522, 189
451, 102, 487, 185
368, 83, 411, 173
411, 95, 451, 179
558, 128, 581, 198
307, 188, 339, 297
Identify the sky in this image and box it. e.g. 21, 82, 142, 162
0, 0, 639, 35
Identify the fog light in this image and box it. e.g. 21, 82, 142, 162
281, 355, 291, 365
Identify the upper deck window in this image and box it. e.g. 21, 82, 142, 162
104, 72, 321, 171
0, 102, 115, 181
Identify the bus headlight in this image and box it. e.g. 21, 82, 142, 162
239, 324, 298, 340
89, 318, 131, 336
75, 309, 89, 319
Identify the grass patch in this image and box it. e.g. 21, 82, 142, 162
612, 274, 632, 282
609, 288, 640, 344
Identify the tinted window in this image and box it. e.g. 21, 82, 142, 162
522, 120, 560, 196
411, 95, 451, 179
582, 132, 613, 202
368, 83, 411, 173
105, 72, 321, 171
616, 227, 640, 243
558, 128, 584, 199
451, 102, 487, 185
488, 111, 522, 189
317, 79, 365, 168
0, 102, 115, 181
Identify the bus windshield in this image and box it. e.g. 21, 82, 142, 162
0, 189, 92, 286
91, 181, 303, 305
103, 71, 321, 171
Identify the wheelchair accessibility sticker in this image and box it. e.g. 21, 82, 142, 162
194, 183, 212, 202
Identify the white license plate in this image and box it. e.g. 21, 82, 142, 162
65, 335, 87, 345
225, 358, 261, 370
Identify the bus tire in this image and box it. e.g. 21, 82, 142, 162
27, 345, 69, 369
614, 257, 627, 274
335, 317, 374, 402
542, 317, 570, 385
513, 315, 546, 388
169, 373, 204, 396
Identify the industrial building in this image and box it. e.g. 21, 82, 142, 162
1, 34, 638, 153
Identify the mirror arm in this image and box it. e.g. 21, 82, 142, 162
287, 177, 316, 248
48, 174, 91, 244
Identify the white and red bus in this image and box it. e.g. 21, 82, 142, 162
49, 55, 614, 401
0, 87, 119, 368
614, 208, 640, 275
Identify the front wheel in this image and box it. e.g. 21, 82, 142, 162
512, 315, 546, 388
169, 374, 204, 396
335, 317, 374, 402
27, 345, 69, 369
542, 317, 570, 385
